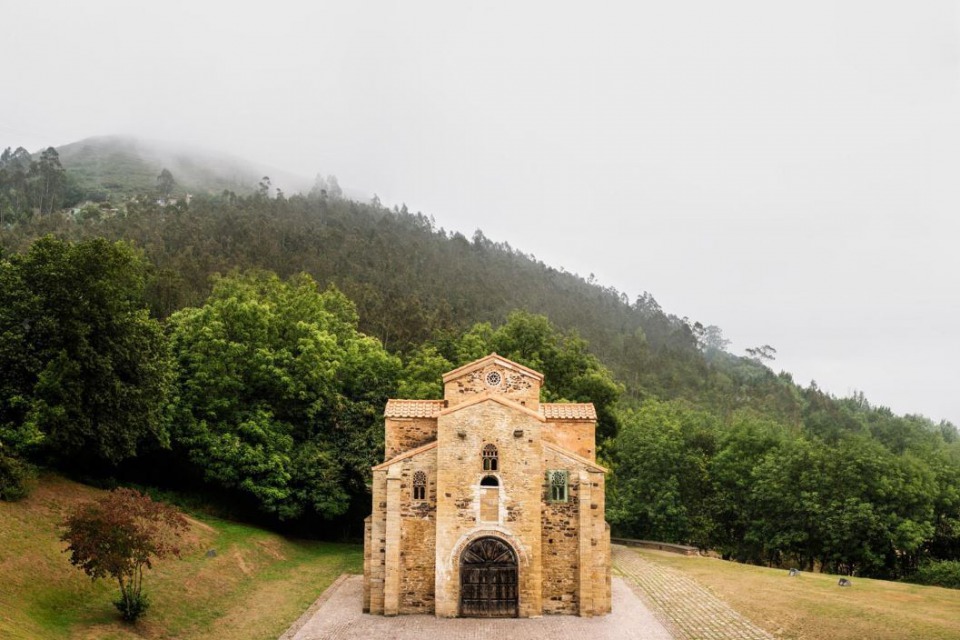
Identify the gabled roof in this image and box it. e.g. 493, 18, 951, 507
441, 352, 544, 384
543, 441, 608, 473
438, 391, 546, 422
384, 399, 445, 419
372, 440, 438, 471
542, 403, 597, 421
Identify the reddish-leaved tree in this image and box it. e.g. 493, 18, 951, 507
60, 488, 189, 621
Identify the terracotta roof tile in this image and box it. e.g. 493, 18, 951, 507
384, 399, 444, 418
542, 403, 597, 421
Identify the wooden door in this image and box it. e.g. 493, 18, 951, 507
459, 537, 518, 617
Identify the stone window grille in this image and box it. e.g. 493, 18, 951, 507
548, 469, 568, 502
412, 470, 427, 501
482, 444, 498, 471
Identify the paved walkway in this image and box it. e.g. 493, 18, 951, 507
613, 546, 773, 640
283, 545, 774, 640
286, 574, 672, 639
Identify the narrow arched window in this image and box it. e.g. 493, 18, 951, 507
480, 475, 499, 486
549, 469, 568, 503
482, 444, 498, 471
413, 470, 426, 501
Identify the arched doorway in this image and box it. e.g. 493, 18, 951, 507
459, 536, 518, 617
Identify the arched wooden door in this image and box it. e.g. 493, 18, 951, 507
459, 537, 518, 617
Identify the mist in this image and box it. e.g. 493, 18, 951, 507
4, 0, 958, 425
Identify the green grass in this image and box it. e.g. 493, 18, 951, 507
634, 548, 960, 640
0, 475, 361, 640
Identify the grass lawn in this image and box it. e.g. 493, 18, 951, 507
0, 475, 362, 640
635, 548, 960, 640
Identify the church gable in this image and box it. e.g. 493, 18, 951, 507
442, 353, 543, 410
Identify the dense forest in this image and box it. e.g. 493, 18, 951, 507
1, 151, 958, 586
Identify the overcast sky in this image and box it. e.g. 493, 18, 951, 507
4, 1, 959, 425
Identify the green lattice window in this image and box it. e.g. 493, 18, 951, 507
547, 469, 568, 503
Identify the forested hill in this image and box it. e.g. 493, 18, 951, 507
0, 188, 772, 414
54, 135, 314, 200
2, 151, 959, 584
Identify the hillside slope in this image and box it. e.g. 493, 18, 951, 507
2, 146, 957, 582
56, 136, 313, 200
0, 475, 361, 640
633, 548, 960, 640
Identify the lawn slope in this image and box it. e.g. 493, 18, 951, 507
637, 548, 960, 640
0, 475, 361, 640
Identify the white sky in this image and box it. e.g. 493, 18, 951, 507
4, 0, 959, 425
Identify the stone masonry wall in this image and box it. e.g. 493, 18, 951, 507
385, 417, 438, 460
444, 365, 540, 411
540, 447, 580, 614
397, 451, 438, 614
366, 469, 388, 614
542, 420, 597, 461
579, 468, 611, 616
434, 399, 543, 617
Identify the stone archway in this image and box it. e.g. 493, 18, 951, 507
458, 536, 518, 617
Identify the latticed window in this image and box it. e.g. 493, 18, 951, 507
548, 469, 568, 502
412, 470, 426, 501
482, 444, 498, 471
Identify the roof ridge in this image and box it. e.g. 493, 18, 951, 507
543, 441, 608, 473
438, 391, 546, 422
441, 353, 544, 383
372, 440, 438, 471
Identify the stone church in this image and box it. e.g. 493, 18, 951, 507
363, 353, 611, 618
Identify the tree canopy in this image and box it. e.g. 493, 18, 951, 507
60, 487, 189, 621
168, 271, 400, 520
0, 236, 172, 468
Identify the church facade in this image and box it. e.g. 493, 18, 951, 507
363, 353, 611, 618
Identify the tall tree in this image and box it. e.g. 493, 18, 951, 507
168, 271, 401, 520
0, 236, 173, 467
156, 168, 176, 199
33, 147, 65, 216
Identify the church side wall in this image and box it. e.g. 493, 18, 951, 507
363, 516, 372, 612
589, 470, 612, 615
542, 420, 597, 461
540, 448, 580, 614
385, 417, 437, 460
367, 469, 388, 614
398, 452, 438, 614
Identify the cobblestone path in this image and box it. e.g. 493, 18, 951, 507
613, 545, 774, 640
285, 574, 672, 639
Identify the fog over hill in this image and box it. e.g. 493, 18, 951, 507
3, 1, 959, 426
53, 135, 331, 200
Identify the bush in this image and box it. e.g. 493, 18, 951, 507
908, 560, 960, 589
114, 592, 149, 622
0, 453, 33, 501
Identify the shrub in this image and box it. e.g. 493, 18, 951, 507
0, 453, 33, 501
114, 592, 149, 622
908, 560, 960, 590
